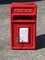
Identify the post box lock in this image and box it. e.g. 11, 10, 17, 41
10, 3, 36, 49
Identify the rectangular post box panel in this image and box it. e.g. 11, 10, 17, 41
11, 23, 36, 49
10, 3, 36, 50
19, 28, 28, 43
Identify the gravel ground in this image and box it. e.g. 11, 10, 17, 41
0, 1, 45, 60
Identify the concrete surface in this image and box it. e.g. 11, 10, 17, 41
0, 1, 45, 60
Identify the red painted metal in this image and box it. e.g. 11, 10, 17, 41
10, 3, 37, 50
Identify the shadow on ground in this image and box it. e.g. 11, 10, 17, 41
0, 0, 42, 4
36, 34, 45, 49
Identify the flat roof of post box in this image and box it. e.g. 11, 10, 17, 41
10, 2, 36, 8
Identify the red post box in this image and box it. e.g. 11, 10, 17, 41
10, 3, 36, 49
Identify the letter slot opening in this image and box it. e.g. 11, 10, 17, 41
13, 16, 35, 20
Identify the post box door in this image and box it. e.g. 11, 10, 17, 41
11, 23, 36, 49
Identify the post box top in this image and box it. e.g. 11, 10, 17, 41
10, 2, 36, 8
10, 3, 36, 16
